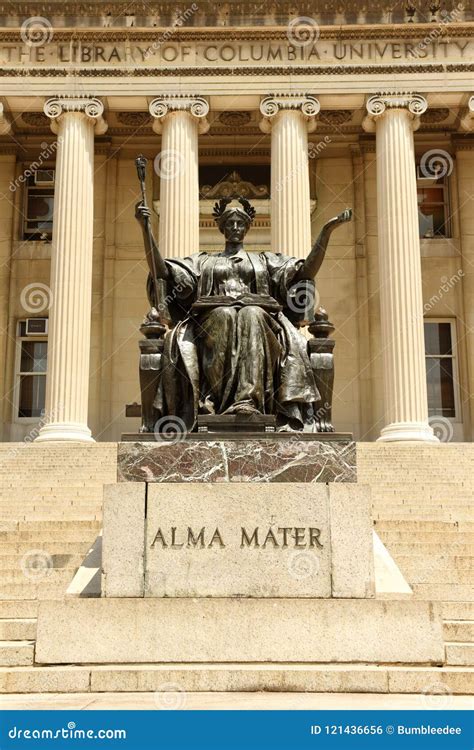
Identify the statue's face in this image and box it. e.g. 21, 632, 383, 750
222, 213, 249, 243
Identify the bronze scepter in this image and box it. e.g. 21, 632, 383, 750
135, 154, 159, 309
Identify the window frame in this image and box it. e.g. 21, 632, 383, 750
13, 321, 48, 424
21, 165, 55, 242
416, 170, 451, 240
424, 317, 461, 423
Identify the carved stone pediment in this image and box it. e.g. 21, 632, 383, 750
200, 171, 269, 199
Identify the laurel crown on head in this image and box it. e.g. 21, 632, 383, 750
212, 196, 256, 231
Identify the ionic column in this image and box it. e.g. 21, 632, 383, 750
259, 94, 320, 258
363, 94, 437, 442
149, 96, 209, 259
36, 97, 107, 443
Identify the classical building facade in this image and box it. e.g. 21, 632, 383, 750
0, 1, 473, 443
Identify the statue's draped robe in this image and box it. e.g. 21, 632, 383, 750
149, 250, 321, 431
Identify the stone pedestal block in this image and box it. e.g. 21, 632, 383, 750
102, 482, 374, 599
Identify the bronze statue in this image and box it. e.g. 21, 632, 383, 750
134, 155, 351, 435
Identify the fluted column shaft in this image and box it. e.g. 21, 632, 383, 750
37, 97, 107, 443
260, 95, 319, 259
364, 94, 437, 442
149, 96, 209, 259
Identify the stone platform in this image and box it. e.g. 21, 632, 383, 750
35, 598, 444, 666
117, 435, 356, 483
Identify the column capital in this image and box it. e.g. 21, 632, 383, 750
0, 102, 12, 135
149, 95, 210, 134
460, 95, 474, 132
43, 96, 108, 135
362, 93, 428, 133
259, 93, 320, 134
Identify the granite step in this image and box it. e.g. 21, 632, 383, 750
0, 641, 34, 667
0, 570, 77, 585
0, 664, 472, 695
399, 570, 473, 585
0, 584, 71, 600
443, 621, 474, 642
445, 644, 474, 667
411, 584, 474, 601
0, 619, 37, 641
0, 513, 101, 522
0, 542, 93, 555
0, 554, 84, 569
0, 601, 39, 618
395, 556, 474, 571
441, 602, 474, 620
374, 521, 474, 532
388, 548, 472, 560
378, 532, 474, 544
374, 511, 474, 521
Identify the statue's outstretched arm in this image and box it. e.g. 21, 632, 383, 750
293, 208, 352, 282
135, 202, 169, 280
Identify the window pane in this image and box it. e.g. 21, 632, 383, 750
20, 341, 47, 373
26, 194, 54, 223
18, 375, 46, 418
417, 184, 447, 238
424, 322, 452, 356
425, 357, 456, 418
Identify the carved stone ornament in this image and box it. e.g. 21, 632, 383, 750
259, 93, 320, 133
218, 111, 252, 127
21, 112, 49, 128
319, 110, 352, 126
420, 108, 450, 124
0, 102, 12, 135
43, 96, 108, 134
460, 95, 474, 132
116, 111, 151, 127
200, 171, 269, 199
362, 92, 428, 132
149, 95, 210, 134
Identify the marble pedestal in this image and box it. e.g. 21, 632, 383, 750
117, 435, 356, 483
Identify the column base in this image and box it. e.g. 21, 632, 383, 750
377, 421, 439, 443
35, 422, 95, 443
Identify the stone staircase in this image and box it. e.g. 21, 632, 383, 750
358, 443, 474, 679
0, 442, 473, 695
0, 444, 116, 677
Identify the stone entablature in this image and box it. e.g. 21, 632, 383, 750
0, 1, 471, 25
0, 34, 472, 68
